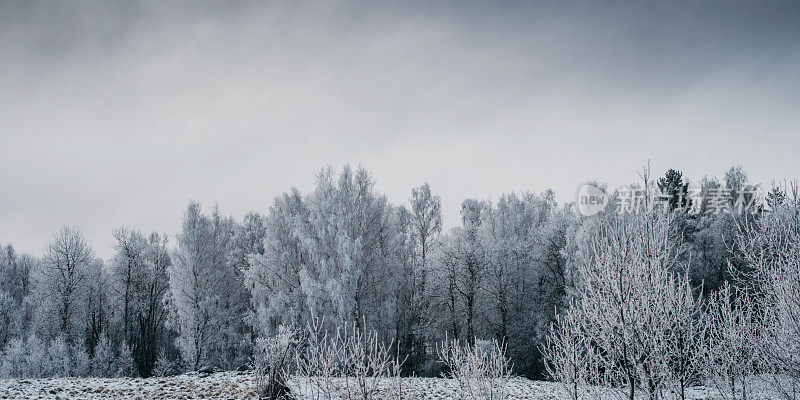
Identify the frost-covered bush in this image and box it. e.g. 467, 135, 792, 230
255, 325, 298, 399
293, 315, 403, 400
0, 337, 26, 378
25, 334, 47, 378
71, 341, 90, 377
337, 322, 401, 400
293, 316, 340, 400
91, 334, 115, 377
437, 338, 511, 400
48, 335, 71, 377
115, 340, 137, 377
152, 350, 178, 377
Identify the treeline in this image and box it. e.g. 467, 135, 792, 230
0, 164, 789, 381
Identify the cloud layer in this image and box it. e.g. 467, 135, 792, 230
2, 0, 799, 257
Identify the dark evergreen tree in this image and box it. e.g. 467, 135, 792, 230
766, 185, 787, 210
658, 169, 691, 212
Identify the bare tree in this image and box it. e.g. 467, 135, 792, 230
701, 284, 760, 400
458, 199, 486, 345
38, 226, 95, 342
736, 202, 800, 399
542, 303, 599, 400
411, 183, 442, 283
111, 228, 147, 346
545, 212, 700, 400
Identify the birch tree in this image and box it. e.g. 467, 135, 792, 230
111, 228, 148, 346
166, 202, 243, 370
33, 227, 95, 342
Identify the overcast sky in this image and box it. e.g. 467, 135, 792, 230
1, 0, 799, 258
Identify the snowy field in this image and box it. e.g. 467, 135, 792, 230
0, 372, 728, 400
0, 372, 258, 400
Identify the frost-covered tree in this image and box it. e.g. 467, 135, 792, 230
129, 232, 171, 377
115, 340, 136, 377
25, 334, 47, 378
429, 230, 465, 341
0, 245, 26, 301
0, 290, 21, 350
429, 199, 488, 346
247, 166, 404, 341
456, 199, 486, 345
479, 191, 564, 377
402, 183, 443, 373
765, 184, 788, 210
84, 258, 110, 358
542, 302, 599, 400
456, 199, 487, 345
229, 212, 267, 275
736, 202, 800, 398
701, 285, 760, 400
166, 202, 245, 370
71, 340, 90, 377
410, 183, 442, 284
387, 205, 423, 374
48, 334, 72, 377
298, 166, 398, 331
657, 169, 691, 212
111, 228, 148, 345
31, 227, 95, 342
546, 212, 701, 400
222, 214, 263, 366
0, 245, 35, 339
107, 229, 171, 376
229, 212, 266, 338
657, 269, 706, 400
246, 189, 309, 337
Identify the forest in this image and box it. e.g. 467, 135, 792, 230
1, 163, 799, 400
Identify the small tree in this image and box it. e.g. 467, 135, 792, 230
71, 341, 90, 377
735, 203, 800, 399
701, 284, 760, 400
660, 272, 706, 400
542, 304, 599, 400
658, 169, 691, 212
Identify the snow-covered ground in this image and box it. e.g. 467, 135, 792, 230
0, 372, 736, 400
0, 372, 258, 400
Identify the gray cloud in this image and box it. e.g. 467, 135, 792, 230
2, 0, 800, 257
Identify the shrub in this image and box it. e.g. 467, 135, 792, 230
437, 338, 511, 400
255, 325, 299, 399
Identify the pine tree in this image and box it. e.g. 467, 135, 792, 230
657, 169, 691, 211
